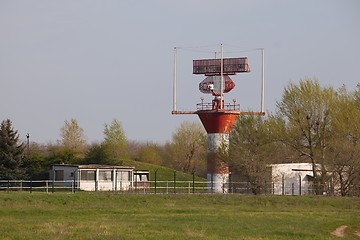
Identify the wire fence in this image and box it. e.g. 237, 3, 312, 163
0, 179, 336, 196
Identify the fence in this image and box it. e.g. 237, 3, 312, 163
0, 179, 323, 195
0, 180, 78, 193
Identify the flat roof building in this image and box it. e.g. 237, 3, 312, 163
50, 164, 149, 192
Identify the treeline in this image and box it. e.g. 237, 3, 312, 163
1, 78, 359, 196
0, 119, 207, 181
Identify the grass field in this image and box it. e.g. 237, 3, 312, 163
121, 159, 207, 182
0, 192, 359, 240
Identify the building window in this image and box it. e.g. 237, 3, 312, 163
117, 170, 131, 182
80, 170, 95, 181
134, 172, 149, 182
55, 170, 64, 181
99, 170, 112, 181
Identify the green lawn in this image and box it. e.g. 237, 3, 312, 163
0, 192, 359, 240
121, 159, 206, 182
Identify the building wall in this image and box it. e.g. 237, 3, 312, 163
271, 163, 314, 195
51, 165, 138, 191
78, 168, 133, 191
50, 165, 78, 187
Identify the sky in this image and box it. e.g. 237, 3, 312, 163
0, 0, 359, 145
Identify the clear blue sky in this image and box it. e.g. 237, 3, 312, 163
0, 0, 359, 144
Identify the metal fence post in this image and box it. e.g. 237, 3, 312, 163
135, 172, 137, 193
73, 171, 76, 194
264, 180, 267, 195
154, 169, 157, 194
52, 170, 55, 193
72, 179, 74, 194
192, 172, 195, 194
299, 175, 302, 196
211, 174, 214, 194
173, 171, 176, 194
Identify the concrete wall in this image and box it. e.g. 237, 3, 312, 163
271, 163, 314, 195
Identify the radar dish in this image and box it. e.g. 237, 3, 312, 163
199, 75, 235, 94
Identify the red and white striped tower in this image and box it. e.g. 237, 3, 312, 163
197, 108, 239, 193
172, 46, 265, 193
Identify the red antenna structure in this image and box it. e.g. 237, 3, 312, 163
172, 44, 265, 193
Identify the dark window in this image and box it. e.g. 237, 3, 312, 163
80, 170, 95, 181
55, 170, 64, 181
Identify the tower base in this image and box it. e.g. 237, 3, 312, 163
207, 173, 230, 193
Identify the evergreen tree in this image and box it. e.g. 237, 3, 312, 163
0, 119, 26, 179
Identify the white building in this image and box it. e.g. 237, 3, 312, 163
50, 164, 149, 192
270, 163, 315, 195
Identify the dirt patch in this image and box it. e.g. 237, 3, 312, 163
354, 231, 360, 237
331, 225, 348, 238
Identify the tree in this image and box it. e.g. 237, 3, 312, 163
22, 142, 49, 179
102, 119, 128, 164
229, 115, 275, 194
355, 83, 360, 107
274, 79, 336, 194
327, 85, 360, 196
127, 140, 143, 161
165, 121, 206, 175
83, 143, 109, 165
0, 119, 26, 179
60, 118, 87, 160
138, 142, 163, 165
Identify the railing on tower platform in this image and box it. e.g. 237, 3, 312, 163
196, 102, 240, 111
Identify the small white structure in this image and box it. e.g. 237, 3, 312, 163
50, 164, 149, 191
270, 163, 315, 195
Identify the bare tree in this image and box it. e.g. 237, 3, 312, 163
165, 121, 206, 175
229, 115, 274, 194
274, 79, 337, 195
327, 85, 360, 196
